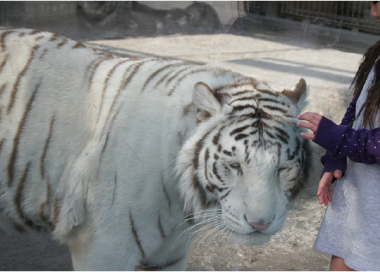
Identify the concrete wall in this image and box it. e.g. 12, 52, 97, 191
5, 1, 239, 27
23, 1, 77, 21
139, 0, 238, 24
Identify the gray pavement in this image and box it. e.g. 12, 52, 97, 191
0, 16, 375, 271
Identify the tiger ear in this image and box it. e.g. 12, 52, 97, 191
193, 82, 222, 121
281, 78, 308, 112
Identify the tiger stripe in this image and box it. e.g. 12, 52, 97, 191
15, 162, 30, 223
7, 46, 39, 114
39, 177, 51, 226
167, 67, 211, 96
161, 175, 172, 210
129, 210, 146, 258
96, 59, 130, 124
142, 62, 191, 92
52, 196, 60, 225
0, 31, 13, 53
158, 215, 166, 238
40, 116, 55, 179
0, 56, 7, 74
7, 83, 39, 187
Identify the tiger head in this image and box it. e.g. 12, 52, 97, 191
176, 77, 309, 246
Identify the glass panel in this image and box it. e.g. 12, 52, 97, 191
0, 1, 378, 271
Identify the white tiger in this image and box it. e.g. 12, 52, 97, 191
0, 27, 311, 270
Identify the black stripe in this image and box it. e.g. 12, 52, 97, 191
112, 174, 117, 204
129, 210, 146, 258
72, 42, 86, 49
15, 162, 30, 222
235, 134, 249, 141
166, 66, 193, 86
101, 61, 147, 135
274, 126, 290, 140
88, 57, 110, 87
144, 62, 191, 92
230, 125, 249, 136
101, 132, 110, 158
38, 48, 49, 60
220, 189, 231, 200
232, 105, 257, 113
213, 162, 225, 183
212, 126, 225, 146
263, 105, 287, 114
158, 215, 166, 238
30, 29, 44, 35
257, 88, 278, 97
52, 197, 59, 224
57, 39, 68, 48
138, 256, 185, 271
49, 33, 60, 42
287, 137, 301, 160
276, 133, 288, 144
230, 96, 257, 104
40, 116, 55, 179
193, 173, 207, 209
167, 67, 209, 96
0, 56, 7, 74
0, 30, 14, 53
215, 82, 256, 93
96, 59, 130, 124
258, 97, 285, 105
39, 177, 51, 226
8, 83, 39, 187
192, 127, 215, 170
204, 148, 210, 183
0, 139, 4, 155
265, 131, 276, 140
223, 150, 233, 157
7, 45, 39, 114
161, 176, 172, 210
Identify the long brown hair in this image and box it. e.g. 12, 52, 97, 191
352, 39, 380, 128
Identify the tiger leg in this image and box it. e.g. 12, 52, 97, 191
137, 257, 187, 272
65, 223, 142, 270
139, 229, 190, 271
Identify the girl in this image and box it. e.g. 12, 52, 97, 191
297, 2, 380, 270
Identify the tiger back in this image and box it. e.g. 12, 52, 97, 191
0, 27, 311, 270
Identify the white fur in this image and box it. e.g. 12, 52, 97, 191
0, 28, 311, 270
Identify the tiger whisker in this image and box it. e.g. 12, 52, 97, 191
177, 217, 219, 240
185, 221, 222, 251
194, 222, 225, 248
181, 217, 220, 236
176, 209, 222, 229
185, 220, 220, 243
216, 225, 232, 245
203, 224, 229, 248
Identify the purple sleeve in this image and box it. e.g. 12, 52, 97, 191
315, 116, 380, 165
319, 96, 358, 174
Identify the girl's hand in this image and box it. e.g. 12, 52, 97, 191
317, 170, 342, 206
297, 112, 323, 140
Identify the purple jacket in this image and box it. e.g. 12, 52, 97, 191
314, 95, 380, 175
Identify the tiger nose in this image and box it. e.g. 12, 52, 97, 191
248, 221, 271, 231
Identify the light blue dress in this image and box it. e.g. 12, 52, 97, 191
314, 66, 380, 270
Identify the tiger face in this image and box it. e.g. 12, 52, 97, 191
176, 78, 309, 245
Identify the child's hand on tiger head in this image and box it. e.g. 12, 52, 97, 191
297, 112, 323, 140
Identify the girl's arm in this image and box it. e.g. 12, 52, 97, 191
318, 95, 359, 173
314, 116, 380, 164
